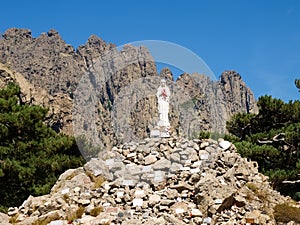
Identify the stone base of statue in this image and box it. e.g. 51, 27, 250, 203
157, 119, 170, 128
150, 126, 170, 138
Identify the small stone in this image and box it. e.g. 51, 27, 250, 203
179, 166, 191, 171
190, 168, 200, 173
175, 208, 185, 214
200, 142, 209, 149
74, 187, 81, 192
127, 152, 136, 158
191, 208, 203, 217
193, 143, 200, 151
105, 158, 115, 166
49, 221, 64, 225
102, 202, 111, 207
163, 189, 178, 200
200, 154, 209, 160
203, 217, 212, 224
183, 218, 190, 223
219, 140, 231, 150
123, 149, 130, 156
61, 188, 70, 195
170, 152, 181, 163
171, 202, 188, 214
133, 198, 143, 207
116, 191, 124, 198
193, 217, 203, 224
105, 207, 120, 216
122, 179, 136, 186
100, 219, 110, 224
142, 212, 149, 219
144, 154, 157, 165
192, 161, 202, 167
134, 189, 145, 198
154, 170, 165, 182
7, 207, 18, 216
142, 165, 152, 172
149, 194, 161, 205
117, 211, 124, 218
159, 205, 169, 211
215, 199, 222, 204
152, 158, 171, 170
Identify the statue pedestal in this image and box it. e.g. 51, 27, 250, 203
150, 127, 170, 138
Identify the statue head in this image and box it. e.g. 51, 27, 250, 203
160, 79, 166, 87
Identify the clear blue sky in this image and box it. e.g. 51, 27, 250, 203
1, 0, 299, 102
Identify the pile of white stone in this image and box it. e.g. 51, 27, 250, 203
3, 137, 290, 225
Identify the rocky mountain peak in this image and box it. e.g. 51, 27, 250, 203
77, 34, 116, 68
0, 27, 257, 145
219, 70, 258, 115
220, 70, 242, 85
159, 67, 174, 81
2, 28, 32, 41
47, 29, 60, 37
176, 72, 195, 85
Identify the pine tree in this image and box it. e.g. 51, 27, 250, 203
295, 79, 300, 92
226, 95, 300, 200
0, 83, 84, 212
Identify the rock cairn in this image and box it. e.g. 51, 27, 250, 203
5, 137, 291, 225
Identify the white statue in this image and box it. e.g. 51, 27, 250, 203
156, 79, 170, 128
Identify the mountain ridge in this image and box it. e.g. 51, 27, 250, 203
0, 27, 257, 149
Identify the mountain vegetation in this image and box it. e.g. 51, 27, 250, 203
0, 83, 84, 212
226, 82, 300, 200
296, 78, 300, 92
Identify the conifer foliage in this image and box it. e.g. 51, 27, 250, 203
0, 83, 84, 212
295, 79, 300, 92
226, 95, 300, 199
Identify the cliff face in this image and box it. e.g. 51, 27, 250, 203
0, 28, 258, 150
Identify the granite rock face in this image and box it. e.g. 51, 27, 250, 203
6, 138, 295, 225
0, 28, 257, 149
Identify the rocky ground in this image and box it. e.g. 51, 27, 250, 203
3, 137, 299, 225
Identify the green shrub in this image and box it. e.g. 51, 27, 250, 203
198, 131, 210, 139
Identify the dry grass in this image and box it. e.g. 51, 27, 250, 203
66, 205, 85, 222
93, 176, 105, 189
85, 171, 106, 189
9, 214, 19, 224
76, 206, 86, 218
274, 203, 300, 223
90, 206, 103, 217
245, 182, 258, 192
